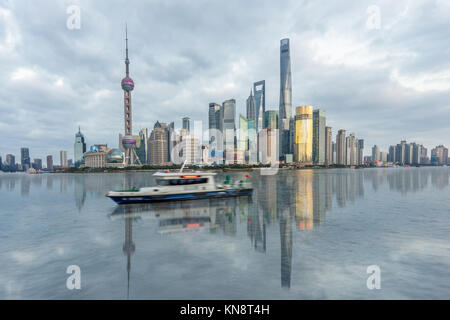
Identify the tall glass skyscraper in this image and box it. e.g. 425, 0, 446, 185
264, 110, 279, 129
253, 80, 265, 132
20, 147, 30, 170
246, 90, 256, 124
74, 127, 86, 167
279, 38, 292, 160
312, 109, 326, 165
294, 106, 313, 164
222, 99, 236, 164
182, 117, 190, 133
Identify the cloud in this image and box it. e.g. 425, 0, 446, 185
0, 0, 449, 162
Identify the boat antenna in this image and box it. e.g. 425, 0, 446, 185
180, 159, 188, 173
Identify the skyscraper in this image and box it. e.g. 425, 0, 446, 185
431, 145, 448, 165
120, 26, 141, 166
357, 139, 364, 165
238, 114, 249, 164
279, 38, 292, 160
60, 151, 68, 168
222, 99, 236, 164
182, 117, 190, 133
136, 128, 148, 164
336, 129, 346, 165
149, 121, 168, 165
246, 90, 256, 124
294, 106, 313, 164
347, 133, 357, 165
253, 80, 265, 132
312, 109, 326, 165
263, 110, 279, 129
20, 147, 30, 170
325, 126, 332, 166
372, 145, 380, 163
46, 155, 53, 171
74, 127, 86, 167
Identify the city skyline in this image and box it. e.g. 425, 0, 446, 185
1, 1, 450, 161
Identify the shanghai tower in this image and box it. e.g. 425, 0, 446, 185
279, 38, 292, 160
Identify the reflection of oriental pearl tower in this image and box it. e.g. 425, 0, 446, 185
121, 25, 141, 166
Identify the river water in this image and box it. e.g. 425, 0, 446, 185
0, 167, 449, 299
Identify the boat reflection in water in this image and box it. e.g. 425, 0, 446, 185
109, 196, 251, 298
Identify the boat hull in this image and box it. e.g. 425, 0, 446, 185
107, 188, 253, 204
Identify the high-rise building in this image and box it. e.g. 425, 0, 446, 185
372, 145, 380, 163
46, 155, 53, 171
325, 126, 332, 166
312, 109, 326, 165
332, 142, 336, 164
336, 129, 346, 165
253, 80, 265, 132
182, 117, 190, 133
388, 145, 396, 163
20, 147, 30, 171
294, 106, 313, 164
279, 38, 292, 160
238, 115, 249, 164
263, 110, 278, 129
149, 121, 168, 165
74, 126, 86, 167
380, 151, 388, 162
259, 128, 278, 164
136, 128, 148, 164
33, 158, 42, 170
222, 99, 236, 164
208, 102, 223, 164
431, 145, 448, 165
248, 119, 257, 164
357, 139, 364, 165
405, 143, 413, 165
120, 27, 141, 166
396, 141, 406, 164
347, 133, 357, 165
246, 90, 256, 125
60, 150, 68, 168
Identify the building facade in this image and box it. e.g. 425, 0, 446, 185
294, 106, 313, 164
74, 127, 86, 167
336, 129, 346, 165
279, 38, 292, 160
312, 109, 326, 165
253, 80, 265, 132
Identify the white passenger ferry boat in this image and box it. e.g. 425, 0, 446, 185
106, 171, 252, 204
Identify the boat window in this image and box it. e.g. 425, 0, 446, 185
156, 179, 170, 186
166, 178, 208, 185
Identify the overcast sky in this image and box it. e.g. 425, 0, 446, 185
1, 0, 449, 162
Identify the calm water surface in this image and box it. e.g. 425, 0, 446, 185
0, 167, 449, 299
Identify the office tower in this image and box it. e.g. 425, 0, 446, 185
357, 139, 364, 165
248, 119, 257, 164
372, 145, 380, 163
253, 80, 265, 132
120, 27, 141, 166
208, 102, 223, 163
33, 158, 42, 170
380, 152, 388, 162
238, 115, 249, 164
389, 145, 396, 163
135, 128, 148, 164
405, 143, 413, 165
60, 151, 68, 167
279, 38, 292, 160
431, 145, 448, 165
332, 142, 336, 164
149, 121, 168, 165
325, 126, 332, 166
259, 128, 278, 164
294, 106, 313, 164
312, 109, 326, 165
46, 155, 53, 171
396, 140, 406, 165
74, 126, 86, 167
6, 154, 15, 167
181, 135, 200, 165
20, 147, 30, 170
346, 133, 357, 165
222, 99, 236, 164
182, 117, 190, 133
264, 110, 279, 129
166, 122, 176, 163
336, 129, 346, 165
246, 90, 256, 124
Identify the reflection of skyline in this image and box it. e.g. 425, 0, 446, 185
2, 167, 449, 293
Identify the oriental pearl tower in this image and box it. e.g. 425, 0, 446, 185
121, 25, 141, 166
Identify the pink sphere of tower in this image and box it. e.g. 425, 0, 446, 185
121, 76, 134, 91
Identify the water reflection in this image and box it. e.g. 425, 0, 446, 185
1, 167, 449, 296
